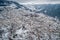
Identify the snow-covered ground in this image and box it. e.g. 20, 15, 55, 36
0, 6, 60, 40
0, 1, 60, 40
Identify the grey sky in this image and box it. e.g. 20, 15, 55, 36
10, 0, 60, 2
4, 0, 60, 4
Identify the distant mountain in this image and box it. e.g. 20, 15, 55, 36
26, 4, 60, 19
0, 0, 33, 11
0, 1, 60, 19
0, 1, 24, 9
0, 1, 12, 6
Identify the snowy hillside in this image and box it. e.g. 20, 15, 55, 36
0, 6, 60, 40
0, 0, 60, 40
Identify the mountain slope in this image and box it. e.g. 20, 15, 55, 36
0, 7, 60, 40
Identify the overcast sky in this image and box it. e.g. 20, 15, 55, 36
10, 0, 60, 4
2, 0, 59, 4
11, 0, 60, 2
